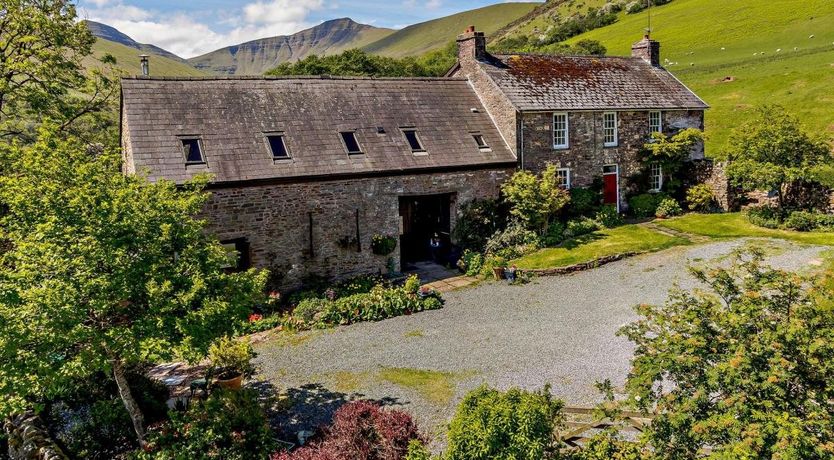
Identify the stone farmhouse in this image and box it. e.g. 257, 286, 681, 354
120, 27, 707, 289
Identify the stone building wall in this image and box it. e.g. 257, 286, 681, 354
203, 167, 512, 290
519, 110, 704, 208
682, 160, 735, 211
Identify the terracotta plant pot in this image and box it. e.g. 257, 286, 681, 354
215, 373, 243, 390
492, 267, 505, 280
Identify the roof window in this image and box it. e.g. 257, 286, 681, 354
401, 128, 425, 153
340, 131, 363, 155
266, 133, 290, 159
181, 138, 205, 164
472, 133, 490, 151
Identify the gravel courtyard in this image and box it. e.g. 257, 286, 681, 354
254, 238, 829, 439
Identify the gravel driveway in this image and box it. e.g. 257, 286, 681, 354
254, 238, 829, 441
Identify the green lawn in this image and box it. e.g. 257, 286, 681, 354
658, 213, 834, 245
513, 225, 690, 270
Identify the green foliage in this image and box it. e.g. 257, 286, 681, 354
405, 439, 433, 460
0, 127, 267, 421
207, 337, 256, 379
594, 204, 623, 228
654, 198, 683, 218
685, 184, 716, 212
0, 1, 118, 144
444, 385, 564, 460
628, 193, 669, 218
136, 389, 276, 460
452, 199, 507, 252
745, 205, 783, 229
484, 222, 541, 260
501, 165, 572, 234
267, 47, 454, 78
567, 187, 602, 218
783, 210, 834, 232
726, 106, 834, 210
371, 234, 398, 256
563, 217, 601, 240
287, 281, 442, 330
642, 129, 704, 192
619, 251, 834, 458
543, 221, 567, 247
458, 249, 484, 277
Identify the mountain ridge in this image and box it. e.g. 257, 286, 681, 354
84, 20, 188, 63
187, 18, 394, 75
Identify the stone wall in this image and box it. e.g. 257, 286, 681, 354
203, 167, 512, 290
682, 160, 735, 211
519, 110, 705, 208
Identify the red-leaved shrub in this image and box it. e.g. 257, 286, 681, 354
272, 401, 425, 460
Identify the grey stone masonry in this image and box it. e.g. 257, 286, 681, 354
203, 168, 512, 290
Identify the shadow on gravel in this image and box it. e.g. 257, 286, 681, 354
249, 381, 403, 442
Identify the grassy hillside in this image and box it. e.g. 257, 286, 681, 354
565, 0, 834, 154
363, 3, 540, 57
87, 38, 205, 77
492, 0, 610, 42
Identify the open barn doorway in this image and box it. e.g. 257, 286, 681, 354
398, 193, 453, 269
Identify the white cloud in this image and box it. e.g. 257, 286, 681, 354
80, 0, 326, 58
403, 0, 442, 9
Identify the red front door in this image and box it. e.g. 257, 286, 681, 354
603, 172, 618, 205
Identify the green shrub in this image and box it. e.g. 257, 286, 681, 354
501, 165, 571, 233
567, 188, 601, 217
655, 198, 683, 218
452, 199, 507, 252
594, 204, 623, 228
445, 386, 564, 460
293, 298, 330, 324
403, 274, 421, 295
207, 336, 256, 379
458, 249, 484, 277
686, 184, 716, 212
543, 221, 566, 247
480, 254, 509, 277
746, 206, 783, 229
371, 234, 397, 256
405, 439, 433, 460
485, 222, 541, 259
137, 389, 276, 460
784, 211, 820, 231
628, 193, 668, 218
563, 217, 600, 239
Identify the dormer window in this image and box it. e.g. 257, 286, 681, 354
181, 138, 205, 164
401, 128, 425, 153
472, 133, 490, 151
266, 133, 290, 159
340, 131, 363, 155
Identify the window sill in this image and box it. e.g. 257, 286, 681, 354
553, 145, 569, 150
603, 144, 619, 149
412, 150, 429, 156
272, 157, 293, 163
185, 162, 207, 167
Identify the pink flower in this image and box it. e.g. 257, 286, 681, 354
249, 313, 263, 322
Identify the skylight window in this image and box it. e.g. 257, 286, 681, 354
401, 128, 425, 153
472, 134, 490, 150
181, 138, 205, 164
340, 131, 363, 155
266, 134, 290, 159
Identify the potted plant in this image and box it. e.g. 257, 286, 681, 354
506, 265, 518, 283
486, 255, 508, 280
208, 336, 256, 390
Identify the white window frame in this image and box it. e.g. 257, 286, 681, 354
649, 111, 662, 134
556, 168, 571, 189
650, 162, 663, 192
603, 112, 618, 147
553, 112, 569, 149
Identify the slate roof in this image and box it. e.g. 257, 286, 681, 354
121, 76, 516, 184
477, 54, 708, 112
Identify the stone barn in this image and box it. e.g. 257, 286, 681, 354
120, 77, 516, 288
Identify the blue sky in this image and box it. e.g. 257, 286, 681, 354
76, 0, 535, 58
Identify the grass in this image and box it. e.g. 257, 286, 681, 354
513, 224, 690, 270
86, 38, 205, 77
363, 3, 539, 57
658, 213, 834, 246
562, 0, 834, 154
378, 367, 472, 406
404, 329, 424, 338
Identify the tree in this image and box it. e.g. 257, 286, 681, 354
619, 250, 834, 459
0, 0, 118, 144
501, 164, 571, 234
0, 127, 268, 446
725, 106, 834, 211
641, 128, 704, 192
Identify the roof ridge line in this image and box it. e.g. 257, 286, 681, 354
121, 75, 468, 82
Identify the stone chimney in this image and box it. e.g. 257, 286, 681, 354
631, 35, 661, 67
457, 25, 487, 63
139, 54, 150, 76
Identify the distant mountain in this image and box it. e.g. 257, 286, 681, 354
86, 38, 206, 77
84, 20, 188, 63
188, 18, 394, 75
362, 3, 539, 58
